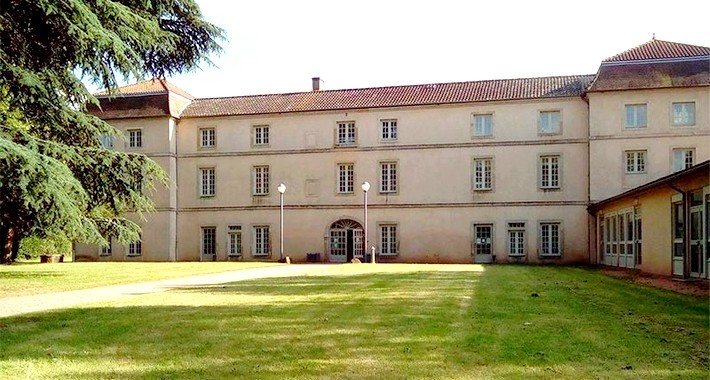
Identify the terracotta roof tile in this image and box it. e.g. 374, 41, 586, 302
181, 75, 594, 118
604, 39, 710, 62
96, 78, 194, 100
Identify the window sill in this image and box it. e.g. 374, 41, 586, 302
539, 254, 561, 258
473, 188, 493, 192
127, 254, 142, 257
508, 254, 525, 258
471, 135, 494, 139
199, 195, 215, 198
623, 126, 647, 130
335, 143, 358, 148
624, 172, 647, 175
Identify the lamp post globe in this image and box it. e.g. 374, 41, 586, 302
361, 181, 373, 263
278, 183, 286, 261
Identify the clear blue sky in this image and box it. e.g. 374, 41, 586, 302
141, 0, 710, 98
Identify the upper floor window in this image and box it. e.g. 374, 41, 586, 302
539, 111, 561, 134
127, 129, 142, 148
625, 104, 647, 129
380, 162, 398, 193
200, 128, 215, 148
539, 155, 560, 190
379, 224, 398, 256
672, 148, 694, 172
672, 102, 695, 126
472, 157, 493, 191
253, 125, 269, 146
539, 222, 561, 257
337, 163, 354, 193
471, 114, 493, 137
199, 167, 215, 197
337, 121, 356, 145
100, 134, 113, 148
625, 150, 646, 173
252, 165, 270, 195
381, 119, 397, 141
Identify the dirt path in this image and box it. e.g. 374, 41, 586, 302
601, 267, 709, 297
0, 264, 332, 318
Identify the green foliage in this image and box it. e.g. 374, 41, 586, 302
0, 0, 223, 262
18, 235, 72, 259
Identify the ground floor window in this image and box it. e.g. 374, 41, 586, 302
228, 225, 242, 257
507, 222, 525, 257
253, 226, 270, 257
602, 208, 642, 267
128, 237, 142, 256
379, 224, 398, 256
99, 239, 112, 256
201, 227, 216, 256
539, 222, 561, 257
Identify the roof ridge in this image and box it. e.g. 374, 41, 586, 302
604, 39, 710, 62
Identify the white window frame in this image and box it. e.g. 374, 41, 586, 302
672, 148, 694, 172
252, 225, 271, 257
538, 110, 561, 135
473, 224, 494, 256
379, 224, 398, 257
199, 127, 215, 148
128, 237, 142, 257
472, 157, 493, 191
672, 102, 695, 127
625, 150, 647, 174
337, 163, 355, 194
471, 113, 493, 137
252, 165, 270, 195
201, 226, 216, 256
127, 129, 142, 148
380, 119, 398, 141
199, 167, 215, 197
539, 222, 562, 257
253, 125, 270, 146
99, 239, 112, 256
100, 134, 113, 149
336, 121, 356, 146
625, 104, 647, 129
539, 155, 560, 190
379, 161, 398, 193
507, 222, 526, 257
227, 225, 242, 257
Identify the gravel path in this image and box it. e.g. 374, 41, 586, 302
0, 264, 331, 318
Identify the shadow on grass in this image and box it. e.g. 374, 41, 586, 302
0, 269, 708, 379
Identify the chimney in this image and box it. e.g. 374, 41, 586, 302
312, 77, 320, 91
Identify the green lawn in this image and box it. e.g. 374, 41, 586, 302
0, 262, 278, 297
0, 264, 707, 379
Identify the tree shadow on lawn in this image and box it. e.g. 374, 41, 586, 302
0, 269, 708, 379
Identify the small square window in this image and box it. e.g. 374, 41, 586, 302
336, 122, 356, 145
672, 102, 695, 126
625, 150, 646, 173
672, 149, 694, 172
471, 114, 493, 137
539, 111, 561, 134
625, 104, 647, 128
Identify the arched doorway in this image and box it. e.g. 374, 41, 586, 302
328, 219, 364, 263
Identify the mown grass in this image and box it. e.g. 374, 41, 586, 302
0, 264, 707, 379
0, 262, 279, 297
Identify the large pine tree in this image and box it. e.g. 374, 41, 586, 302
0, 0, 223, 263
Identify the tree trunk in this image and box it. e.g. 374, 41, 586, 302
1, 227, 16, 264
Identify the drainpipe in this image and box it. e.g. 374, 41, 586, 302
669, 183, 689, 278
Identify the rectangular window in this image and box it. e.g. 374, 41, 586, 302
337, 163, 354, 193
379, 224, 398, 256
128, 237, 142, 256
625, 150, 646, 173
253, 226, 270, 257
472, 114, 493, 137
200, 128, 215, 148
380, 162, 398, 193
201, 227, 216, 256
508, 222, 525, 257
539, 155, 560, 189
381, 119, 398, 141
473, 158, 493, 191
672, 102, 695, 126
625, 104, 647, 128
539, 222, 561, 257
254, 125, 269, 146
99, 240, 112, 256
634, 206, 642, 265
474, 224, 493, 256
253, 166, 270, 195
337, 121, 356, 145
200, 167, 215, 197
228, 225, 242, 257
672, 148, 694, 172
672, 202, 684, 258
128, 129, 142, 148
100, 134, 113, 148
539, 111, 561, 134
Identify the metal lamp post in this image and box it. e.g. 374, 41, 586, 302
277, 183, 286, 261
361, 181, 373, 264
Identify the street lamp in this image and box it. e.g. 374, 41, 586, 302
277, 183, 286, 261
361, 181, 374, 264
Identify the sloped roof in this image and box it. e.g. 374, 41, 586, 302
96, 78, 194, 100
604, 39, 710, 62
181, 75, 594, 118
